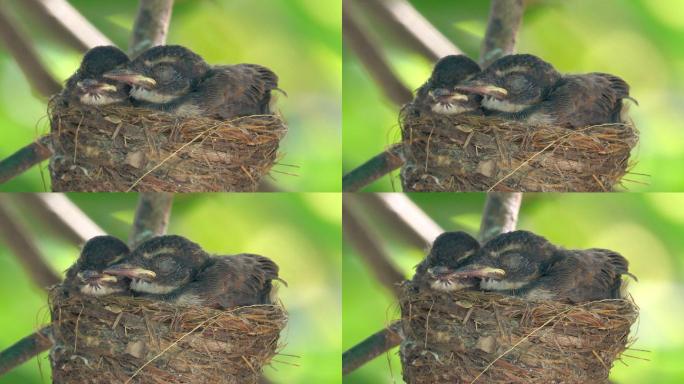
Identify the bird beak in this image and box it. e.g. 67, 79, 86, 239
430, 88, 469, 101
450, 265, 506, 279
456, 82, 508, 98
103, 69, 156, 87
103, 264, 156, 280
77, 80, 118, 93
78, 270, 118, 284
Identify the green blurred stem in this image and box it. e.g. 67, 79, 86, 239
342, 145, 404, 192
343, 1, 413, 106
0, 6, 61, 97
0, 137, 52, 185
480, 0, 526, 67
0, 326, 53, 376
342, 321, 402, 375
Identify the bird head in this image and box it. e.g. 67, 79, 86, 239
104, 235, 209, 295
69, 46, 131, 106
456, 54, 561, 113
103, 45, 210, 104
415, 231, 481, 292
426, 55, 482, 115
69, 235, 131, 296
450, 230, 557, 292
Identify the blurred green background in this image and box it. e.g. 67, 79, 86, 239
343, 193, 684, 383
343, 0, 684, 191
0, 0, 341, 192
0, 193, 341, 383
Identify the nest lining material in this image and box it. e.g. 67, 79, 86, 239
399, 282, 638, 384
49, 286, 287, 384
399, 104, 639, 192
47, 98, 287, 192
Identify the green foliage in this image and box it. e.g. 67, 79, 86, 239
0, 0, 341, 192
0, 193, 341, 383
343, 0, 684, 191
343, 193, 684, 383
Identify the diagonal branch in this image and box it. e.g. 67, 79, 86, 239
480, 0, 525, 67
0, 137, 52, 185
0, 6, 61, 97
343, 321, 402, 375
21, 0, 113, 51
0, 198, 60, 289
343, 1, 413, 106
343, 145, 404, 192
478, 192, 523, 243
0, 326, 53, 376
357, 0, 462, 61
128, 0, 174, 58
343, 196, 405, 298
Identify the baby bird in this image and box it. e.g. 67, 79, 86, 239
414, 55, 482, 115
450, 230, 634, 303
173, 253, 284, 309
63, 46, 131, 106
63, 235, 131, 296
413, 231, 481, 292
103, 235, 209, 296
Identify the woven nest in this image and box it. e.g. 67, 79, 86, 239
399, 282, 638, 384
47, 97, 287, 192
48, 286, 287, 384
399, 104, 638, 192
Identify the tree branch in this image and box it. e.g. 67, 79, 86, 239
342, 145, 404, 192
0, 198, 60, 289
343, 196, 405, 297
480, 0, 525, 67
343, 321, 402, 375
128, 193, 173, 248
0, 326, 52, 376
0, 6, 61, 97
128, 0, 174, 58
0, 137, 53, 185
343, 1, 413, 106
18, 194, 105, 245
20, 0, 113, 51
478, 192, 523, 243
356, 0, 462, 61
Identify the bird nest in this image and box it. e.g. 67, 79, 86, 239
399, 282, 638, 384
399, 105, 638, 192
47, 98, 288, 192
48, 286, 287, 384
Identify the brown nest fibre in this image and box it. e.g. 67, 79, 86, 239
399, 282, 638, 384
400, 105, 638, 192
48, 98, 287, 192
49, 286, 287, 384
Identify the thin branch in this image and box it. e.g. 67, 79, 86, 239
128, 0, 174, 58
343, 321, 402, 375
343, 196, 405, 297
0, 198, 60, 289
20, 0, 113, 51
342, 145, 404, 192
366, 193, 443, 246
478, 192, 523, 243
0, 137, 52, 185
0, 326, 52, 376
480, 0, 525, 67
0, 6, 61, 97
129, 193, 173, 248
18, 194, 105, 245
343, 1, 413, 106
357, 0, 462, 61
